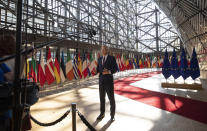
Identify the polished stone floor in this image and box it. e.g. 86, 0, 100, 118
31, 69, 207, 131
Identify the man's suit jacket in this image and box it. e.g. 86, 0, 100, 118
97, 55, 118, 77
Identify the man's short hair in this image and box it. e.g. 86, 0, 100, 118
101, 45, 109, 51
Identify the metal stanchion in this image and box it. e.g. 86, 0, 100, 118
13, 0, 23, 131
72, 103, 76, 131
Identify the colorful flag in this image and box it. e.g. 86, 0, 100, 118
144, 57, 148, 68
150, 55, 153, 67
159, 56, 164, 67
128, 59, 132, 69
152, 56, 157, 68
121, 54, 126, 71
119, 55, 123, 71
59, 52, 66, 82
147, 56, 151, 68
45, 47, 55, 85
190, 48, 200, 80
89, 59, 97, 76
77, 53, 82, 79
121, 55, 126, 71
82, 53, 89, 78
126, 59, 130, 70
90, 52, 93, 62
162, 49, 171, 79
67, 50, 71, 62
157, 56, 160, 68
87, 53, 91, 76
54, 57, 61, 84
180, 48, 190, 80
26, 59, 30, 79
136, 56, 140, 69
94, 52, 98, 66
116, 55, 121, 71
22, 59, 30, 79
73, 56, 79, 79
31, 56, 37, 82
139, 59, 143, 68
171, 48, 180, 79
61, 51, 66, 77
132, 58, 138, 69
66, 52, 74, 80
123, 55, 127, 67
130, 59, 134, 69
38, 50, 46, 86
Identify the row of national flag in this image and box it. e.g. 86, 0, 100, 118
115, 54, 164, 71
23, 48, 99, 87
162, 48, 200, 80
24, 47, 181, 87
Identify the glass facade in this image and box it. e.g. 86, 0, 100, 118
0, 0, 180, 53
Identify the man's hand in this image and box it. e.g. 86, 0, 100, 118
102, 68, 111, 75
94, 69, 98, 75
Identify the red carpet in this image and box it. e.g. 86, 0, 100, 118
114, 72, 207, 124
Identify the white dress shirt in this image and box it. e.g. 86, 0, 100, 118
102, 55, 108, 65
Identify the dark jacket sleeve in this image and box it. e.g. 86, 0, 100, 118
111, 56, 118, 74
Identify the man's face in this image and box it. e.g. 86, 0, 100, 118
101, 46, 107, 55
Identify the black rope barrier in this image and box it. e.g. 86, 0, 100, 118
76, 110, 96, 131
30, 109, 70, 127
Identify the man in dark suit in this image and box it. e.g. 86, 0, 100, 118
96, 45, 118, 122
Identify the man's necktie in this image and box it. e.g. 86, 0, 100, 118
103, 56, 105, 65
